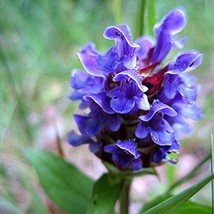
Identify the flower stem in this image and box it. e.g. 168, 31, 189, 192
120, 179, 132, 214
112, 0, 122, 24
147, 0, 156, 35
135, 0, 146, 39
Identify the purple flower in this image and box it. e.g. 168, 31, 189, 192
104, 140, 142, 170
136, 100, 177, 146
68, 8, 202, 171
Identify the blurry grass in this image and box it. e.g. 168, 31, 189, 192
0, 0, 214, 213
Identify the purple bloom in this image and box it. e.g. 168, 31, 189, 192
68, 8, 202, 171
104, 140, 142, 170
136, 101, 177, 146
152, 139, 180, 164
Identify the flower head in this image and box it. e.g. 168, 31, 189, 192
68, 9, 202, 171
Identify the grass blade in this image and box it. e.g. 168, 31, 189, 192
112, 0, 122, 24
143, 172, 214, 214
147, 0, 155, 35
135, 0, 146, 39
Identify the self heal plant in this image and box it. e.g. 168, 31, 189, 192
21, 4, 214, 214
68, 8, 202, 171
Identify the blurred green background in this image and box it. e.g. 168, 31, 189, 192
1, 0, 214, 213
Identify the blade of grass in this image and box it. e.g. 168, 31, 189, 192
0, 85, 17, 145
0, 45, 32, 145
211, 134, 214, 214
143, 172, 214, 214
135, 0, 146, 39
112, 0, 122, 24
147, 0, 155, 35
166, 153, 211, 193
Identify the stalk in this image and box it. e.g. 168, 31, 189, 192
135, 0, 146, 39
120, 179, 132, 214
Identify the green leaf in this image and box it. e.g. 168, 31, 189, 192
24, 149, 94, 214
147, 0, 155, 35
174, 201, 212, 214
112, 0, 122, 24
142, 173, 214, 214
135, 0, 146, 39
141, 195, 211, 214
141, 194, 172, 212
87, 173, 123, 214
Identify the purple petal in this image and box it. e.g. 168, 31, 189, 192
152, 9, 186, 63
154, 9, 186, 36
178, 85, 198, 103
130, 159, 143, 170
67, 130, 92, 146
162, 74, 198, 103
151, 130, 173, 146
78, 42, 120, 76
89, 141, 102, 153
152, 148, 167, 163
110, 94, 135, 114
181, 104, 203, 120
135, 36, 154, 59
84, 93, 114, 114
103, 25, 139, 69
107, 114, 121, 132
150, 118, 174, 146
104, 144, 116, 153
134, 93, 150, 111
161, 74, 177, 99
113, 70, 148, 92
171, 36, 187, 49
80, 42, 99, 55
135, 122, 149, 139
70, 69, 88, 90
169, 139, 180, 152
74, 112, 106, 137
104, 25, 139, 57
85, 114, 106, 136
152, 31, 171, 63
73, 114, 89, 136
107, 86, 136, 114
70, 69, 104, 95
104, 140, 142, 170
77, 52, 104, 77
170, 51, 203, 73
139, 100, 177, 122
97, 47, 120, 74
77, 42, 106, 77
152, 140, 180, 163
116, 140, 140, 159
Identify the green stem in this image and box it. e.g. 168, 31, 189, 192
147, 0, 156, 35
135, 0, 146, 39
120, 179, 132, 214
112, 0, 122, 24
